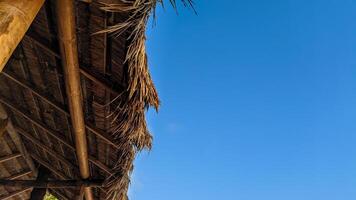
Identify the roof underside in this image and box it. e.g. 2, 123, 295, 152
0, 0, 152, 199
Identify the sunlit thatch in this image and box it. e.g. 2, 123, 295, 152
96, 1, 194, 199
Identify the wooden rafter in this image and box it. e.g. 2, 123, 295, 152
6, 170, 32, 180
17, 127, 75, 168
0, 96, 74, 148
24, 33, 124, 94
29, 153, 68, 179
16, 127, 113, 175
0, 187, 31, 200
0, 153, 21, 164
30, 152, 109, 194
0, 96, 113, 175
0, 72, 120, 148
0, 104, 37, 175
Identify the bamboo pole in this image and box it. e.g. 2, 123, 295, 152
55, 0, 93, 200
0, 0, 45, 71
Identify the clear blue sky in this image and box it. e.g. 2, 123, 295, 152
129, 1, 356, 200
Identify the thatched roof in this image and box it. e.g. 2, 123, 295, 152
0, 0, 193, 199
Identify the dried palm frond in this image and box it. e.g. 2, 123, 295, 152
94, 1, 194, 199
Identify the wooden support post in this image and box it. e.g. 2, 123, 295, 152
30, 165, 50, 200
0, 179, 104, 188
0, 0, 45, 71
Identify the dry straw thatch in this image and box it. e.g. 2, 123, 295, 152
95, 1, 194, 199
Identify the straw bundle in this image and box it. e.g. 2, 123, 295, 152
95, 1, 193, 199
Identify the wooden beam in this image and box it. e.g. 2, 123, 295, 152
0, 97, 113, 174
16, 127, 113, 174
16, 127, 75, 167
0, 0, 45, 71
0, 104, 37, 175
0, 96, 75, 149
0, 152, 21, 164
29, 153, 68, 179
31, 151, 109, 195
1, 72, 67, 114
0, 72, 120, 149
55, 0, 92, 194
0, 187, 31, 200
7, 170, 32, 180
30, 165, 50, 200
0, 179, 104, 188
79, 67, 122, 95
24, 34, 61, 58
24, 28, 124, 94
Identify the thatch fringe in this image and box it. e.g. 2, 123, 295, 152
95, 1, 194, 199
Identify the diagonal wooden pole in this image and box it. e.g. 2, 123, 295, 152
55, 0, 94, 199
0, 0, 45, 71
